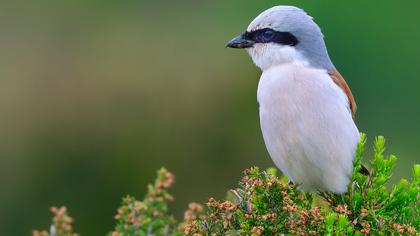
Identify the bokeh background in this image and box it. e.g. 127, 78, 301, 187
1, 0, 419, 235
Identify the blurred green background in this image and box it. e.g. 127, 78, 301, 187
0, 0, 419, 235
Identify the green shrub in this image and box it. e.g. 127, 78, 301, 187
33, 135, 419, 235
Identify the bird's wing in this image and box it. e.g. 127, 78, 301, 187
329, 69, 357, 119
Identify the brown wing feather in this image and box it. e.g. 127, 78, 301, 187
329, 69, 357, 119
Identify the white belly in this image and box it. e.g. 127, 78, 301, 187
257, 63, 360, 193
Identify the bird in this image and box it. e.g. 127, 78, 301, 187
227, 6, 360, 193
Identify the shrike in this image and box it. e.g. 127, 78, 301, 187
227, 6, 359, 193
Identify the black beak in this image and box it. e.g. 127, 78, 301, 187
226, 33, 254, 48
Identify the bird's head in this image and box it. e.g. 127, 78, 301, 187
227, 6, 334, 71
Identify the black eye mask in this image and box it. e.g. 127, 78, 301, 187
244, 28, 299, 46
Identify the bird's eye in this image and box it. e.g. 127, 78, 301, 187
258, 29, 275, 43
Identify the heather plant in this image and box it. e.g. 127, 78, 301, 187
34, 135, 419, 235
33, 206, 79, 236
110, 168, 180, 236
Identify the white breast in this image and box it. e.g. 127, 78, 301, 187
257, 63, 359, 193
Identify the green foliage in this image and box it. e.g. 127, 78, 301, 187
323, 135, 419, 235
34, 135, 419, 235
